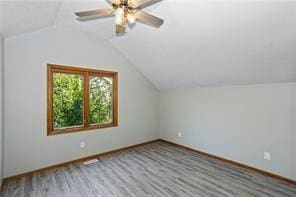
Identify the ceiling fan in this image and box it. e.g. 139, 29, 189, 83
75, 0, 164, 34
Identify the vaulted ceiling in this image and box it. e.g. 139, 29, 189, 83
1, 0, 296, 89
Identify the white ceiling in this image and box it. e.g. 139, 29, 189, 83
1, 0, 296, 89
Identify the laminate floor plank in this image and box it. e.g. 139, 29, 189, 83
1, 141, 295, 197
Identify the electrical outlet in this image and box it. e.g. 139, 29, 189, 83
178, 132, 182, 138
264, 152, 271, 161
84, 159, 98, 165
80, 141, 85, 149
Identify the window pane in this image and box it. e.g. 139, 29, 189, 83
89, 76, 113, 125
53, 73, 84, 129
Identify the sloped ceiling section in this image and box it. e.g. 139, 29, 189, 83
1, 0, 296, 89
110, 0, 296, 89
0, 0, 117, 39
0, 0, 61, 37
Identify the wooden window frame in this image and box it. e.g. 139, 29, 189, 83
47, 64, 118, 136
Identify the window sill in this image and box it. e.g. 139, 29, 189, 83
47, 123, 118, 136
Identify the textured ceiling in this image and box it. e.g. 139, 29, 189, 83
1, 0, 296, 89
0, 0, 116, 38
0, 0, 61, 37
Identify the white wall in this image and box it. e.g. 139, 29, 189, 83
3, 26, 295, 181
4, 27, 159, 177
0, 33, 4, 185
160, 83, 296, 180
292, 85, 296, 178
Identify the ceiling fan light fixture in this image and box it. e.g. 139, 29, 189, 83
115, 7, 126, 26
127, 13, 136, 24
116, 17, 126, 27
114, 7, 124, 18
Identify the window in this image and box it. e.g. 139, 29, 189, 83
47, 64, 118, 135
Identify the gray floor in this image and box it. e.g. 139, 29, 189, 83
1, 141, 296, 197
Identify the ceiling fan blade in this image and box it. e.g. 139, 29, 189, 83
135, 10, 164, 28
131, 0, 161, 9
75, 9, 114, 17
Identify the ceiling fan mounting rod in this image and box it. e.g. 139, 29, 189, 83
120, 0, 129, 7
